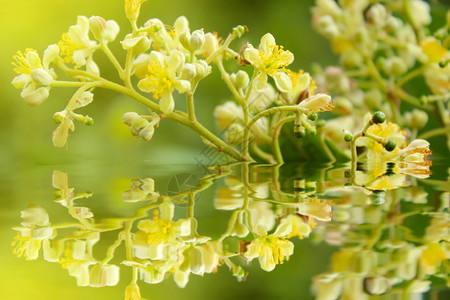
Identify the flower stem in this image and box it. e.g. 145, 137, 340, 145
101, 43, 125, 79
272, 116, 295, 164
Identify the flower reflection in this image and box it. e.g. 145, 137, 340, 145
12, 160, 445, 299
313, 166, 449, 299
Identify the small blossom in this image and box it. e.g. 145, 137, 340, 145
273, 214, 311, 239
137, 51, 191, 113
11, 45, 59, 106
243, 234, 294, 272
243, 33, 294, 92
58, 16, 99, 75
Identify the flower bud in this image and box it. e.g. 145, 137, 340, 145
384, 139, 396, 152
131, 117, 149, 136
181, 63, 197, 81
225, 123, 244, 145
138, 123, 154, 141
294, 126, 306, 138
232, 25, 246, 38
190, 29, 205, 51
194, 60, 211, 80
372, 111, 386, 124
89, 16, 106, 41
122, 112, 140, 126
308, 112, 318, 121
179, 32, 192, 51
343, 129, 353, 142
83, 115, 94, 126
404, 109, 428, 129
316, 15, 339, 39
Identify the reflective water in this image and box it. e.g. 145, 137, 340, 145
2, 160, 449, 300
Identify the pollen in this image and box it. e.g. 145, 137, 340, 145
12, 48, 36, 75
58, 33, 82, 64
259, 45, 292, 75
141, 61, 174, 100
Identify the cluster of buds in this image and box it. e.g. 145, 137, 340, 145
122, 112, 160, 141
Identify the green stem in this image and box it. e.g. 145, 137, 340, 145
272, 116, 295, 164
51, 81, 87, 88
418, 125, 450, 139
251, 142, 276, 164
186, 92, 197, 122
101, 232, 124, 264
396, 67, 423, 88
124, 49, 134, 89
247, 105, 306, 131
101, 43, 125, 79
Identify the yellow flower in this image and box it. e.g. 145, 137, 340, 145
11, 45, 59, 106
58, 16, 99, 75
137, 50, 191, 113
125, 0, 148, 22
273, 214, 311, 239
243, 33, 294, 92
287, 70, 317, 104
125, 283, 146, 300
243, 234, 294, 272
357, 121, 406, 161
420, 38, 447, 64
420, 243, 447, 275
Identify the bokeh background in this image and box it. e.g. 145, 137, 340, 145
1, 0, 449, 299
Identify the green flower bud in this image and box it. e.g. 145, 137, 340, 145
384, 139, 396, 152
372, 111, 386, 124
235, 70, 249, 90
83, 115, 94, 126
294, 126, 306, 138
232, 25, 245, 38
343, 130, 353, 142
53, 111, 65, 124
308, 126, 317, 135
411, 109, 428, 128
308, 112, 318, 121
